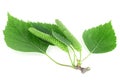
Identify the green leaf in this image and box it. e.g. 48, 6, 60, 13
52, 30, 71, 46
82, 21, 116, 53
3, 14, 50, 53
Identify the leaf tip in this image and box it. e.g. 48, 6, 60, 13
7, 13, 13, 19
55, 19, 61, 24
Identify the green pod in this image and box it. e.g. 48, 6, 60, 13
28, 27, 68, 52
55, 19, 81, 51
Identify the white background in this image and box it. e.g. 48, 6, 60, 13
0, 0, 120, 82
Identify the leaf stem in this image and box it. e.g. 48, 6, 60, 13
82, 53, 92, 62
79, 51, 82, 62
67, 51, 75, 67
69, 46, 77, 66
45, 53, 72, 68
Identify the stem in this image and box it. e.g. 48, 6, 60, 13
67, 51, 75, 67
79, 51, 82, 62
70, 46, 78, 66
82, 53, 92, 62
45, 53, 72, 68
73, 53, 76, 66
76, 51, 82, 66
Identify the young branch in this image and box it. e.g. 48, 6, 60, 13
45, 53, 72, 68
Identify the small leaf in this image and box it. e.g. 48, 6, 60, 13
52, 30, 71, 46
82, 21, 116, 53
4, 14, 50, 53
